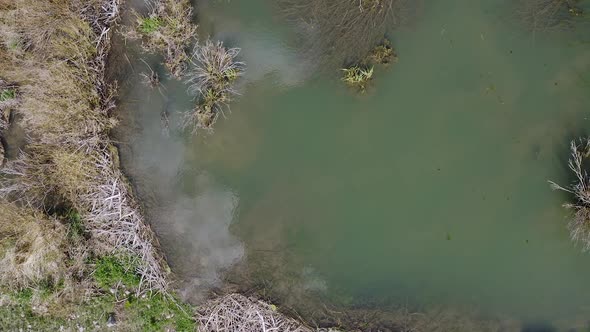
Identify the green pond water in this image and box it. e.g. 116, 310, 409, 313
114, 0, 590, 328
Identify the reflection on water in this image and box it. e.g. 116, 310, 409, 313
156, 174, 244, 300
114, 0, 590, 328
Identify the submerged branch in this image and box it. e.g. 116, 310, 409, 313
130, 0, 197, 78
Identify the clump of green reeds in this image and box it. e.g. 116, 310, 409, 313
549, 138, 590, 251
341, 65, 374, 91
339, 39, 398, 92
183, 39, 245, 133
132, 0, 197, 78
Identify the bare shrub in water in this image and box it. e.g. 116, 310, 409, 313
131, 0, 197, 78
549, 138, 590, 251
280, 0, 415, 68
183, 39, 245, 133
517, 0, 584, 32
197, 293, 312, 332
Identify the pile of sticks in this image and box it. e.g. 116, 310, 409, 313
197, 293, 312, 332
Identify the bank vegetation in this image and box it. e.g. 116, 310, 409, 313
130, 0, 245, 133
130, 0, 197, 78
0, 0, 195, 329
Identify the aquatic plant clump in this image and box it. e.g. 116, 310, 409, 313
341, 65, 374, 91
339, 39, 397, 92
550, 139, 590, 251
368, 40, 398, 65
132, 0, 197, 78
184, 39, 245, 133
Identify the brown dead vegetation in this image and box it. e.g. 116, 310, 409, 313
0, 0, 169, 295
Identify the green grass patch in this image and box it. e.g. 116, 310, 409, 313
0, 89, 16, 102
66, 209, 85, 241
94, 255, 141, 290
14, 288, 33, 302
125, 293, 195, 331
139, 17, 162, 34
0, 255, 196, 331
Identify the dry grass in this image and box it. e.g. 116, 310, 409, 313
0, 0, 116, 148
550, 138, 590, 251
131, 0, 197, 78
0, 0, 170, 294
0, 202, 67, 289
197, 293, 312, 332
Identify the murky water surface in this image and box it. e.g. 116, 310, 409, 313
114, 0, 590, 327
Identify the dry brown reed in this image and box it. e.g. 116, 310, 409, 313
197, 293, 312, 332
0, 202, 67, 289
